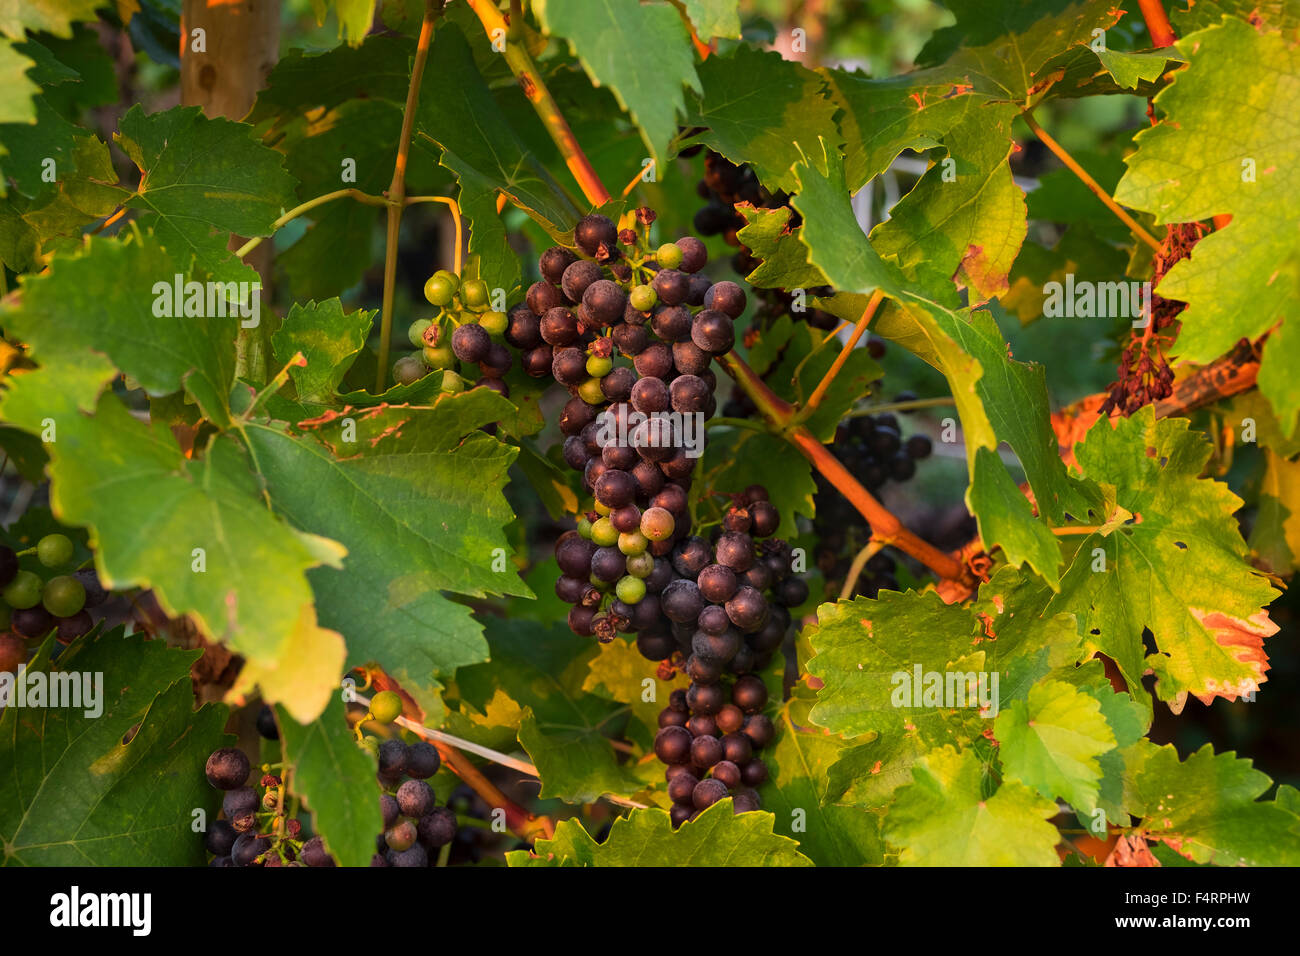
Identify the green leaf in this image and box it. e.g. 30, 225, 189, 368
0, 0, 104, 40
679, 0, 741, 39
884, 745, 1061, 866
582, 636, 686, 747
534, 0, 700, 166
115, 105, 298, 285
764, 321, 883, 441
685, 44, 838, 193
1045, 408, 1279, 712
3, 132, 125, 257
271, 299, 373, 405
277, 694, 381, 869
762, 690, 885, 865
508, 800, 813, 866
1132, 744, 1300, 866
735, 204, 827, 291
519, 707, 642, 804
1, 236, 236, 425
309, 0, 378, 45
243, 392, 530, 708
0, 629, 227, 866
416, 23, 582, 296
994, 678, 1116, 814
1251, 449, 1300, 574
1114, 18, 1300, 431
249, 34, 414, 120
0, 37, 38, 124
0, 96, 79, 199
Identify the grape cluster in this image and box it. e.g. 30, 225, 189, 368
812, 412, 932, 598
640, 486, 806, 826
201, 692, 458, 867
692, 151, 838, 332
0, 535, 107, 646
391, 269, 513, 397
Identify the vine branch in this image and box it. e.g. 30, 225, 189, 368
376, 1, 443, 394
1022, 112, 1162, 253
1136, 0, 1178, 48
799, 289, 884, 421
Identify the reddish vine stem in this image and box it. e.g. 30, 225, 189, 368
465, 0, 611, 205
1136, 0, 1178, 48
376, 1, 442, 394
799, 289, 884, 420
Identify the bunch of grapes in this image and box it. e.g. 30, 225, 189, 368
391, 269, 513, 397
647, 486, 807, 826
812, 412, 932, 599
201, 691, 458, 867
0, 535, 107, 646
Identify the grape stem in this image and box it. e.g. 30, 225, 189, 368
376, 1, 445, 394
839, 539, 886, 601
849, 396, 956, 415
1021, 113, 1162, 253
405, 195, 463, 276
719, 351, 969, 583
464, 0, 612, 205
1136, 0, 1178, 47
233, 188, 389, 259
797, 289, 885, 422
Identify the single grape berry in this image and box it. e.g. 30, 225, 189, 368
396, 779, 436, 818
386, 819, 419, 852
594, 469, 636, 509
906, 434, 933, 459
393, 355, 426, 385
424, 273, 457, 306
205, 748, 251, 790
652, 269, 690, 307
205, 820, 238, 857
3, 570, 43, 609
669, 375, 711, 414
223, 786, 258, 819
369, 690, 403, 724
676, 237, 708, 273
561, 259, 603, 302
691, 310, 735, 354
651, 305, 692, 342
12, 606, 54, 639
540, 245, 579, 284
686, 682, 726, 715
640, 506, 676, 541
575, 214, 619, 257
231, 833, 271, 867
451, 323, 490, 363
378, 738, 410, 776
660, 579, 704, 623
300, 836, 335, 867
654, 726, 693, 764
703, 281, 747, 318
256, 704, 279, 740
505, 305, 542, 349
380, 794, 401, 829
629, 284, 657, 312
630, 376, 670, 414
417, 806, 458, 848
692, 777, 729, 810
36, 533, 74, 568
715, 532, 756, 573
655, 242, 684, 270
742, 713, 775, 748
582, 279, 627, 326
697, 564, 739, 603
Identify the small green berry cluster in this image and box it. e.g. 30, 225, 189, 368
0, 533, 107, 649
391, 269, 513, 397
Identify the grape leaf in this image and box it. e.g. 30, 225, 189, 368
115, 105, 298, 285
0, 629, 227, 866
249, 34, 414, 120
685, 44, 838, 193
1251, 449, 1300, 574
1132, 744, 1300, 866
679, 0, 741, 39
1114, 18, 1300, 431
0, 96, 80, 199
271, 299, 373, 405
507, 800, 813, 866
0, 38, 38, 124
762, 690, 885, 866
884, 745, 1062, 866
1, 236, 236, 425
764, 321, 883, 441
1045, 408, 1279, 712
309, 0, 377, 46
994, 678, 1116, 815
582, 636, 687, 749
0, 0, 104, 40
735, 204, 827, 292
534, 0, 700, 166
415, 23, 582, 297
3, 132, 125, 256
242, 392, 531, 711
277, 694, 381, 869
519, 707, 643, 804
1169, 0, 1300, 34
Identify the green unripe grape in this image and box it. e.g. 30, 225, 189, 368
408, 319, 434, 348
42, 575, 86, 618
423, 343, 456, 369
3, 570, 42, 609
592, 500, 612, 517
615, 575, 646, 605
424, 273, 457, 307
656, 242, 684, 270
586, 355, 613, 378
394, 355, 427, 385
37, 533, 75, 568
577, 377, 606, 405
590, 517, 619, 547
577, 516, 594, 539
618, 531, 649, 556
629, 284, 657, 312
460, 279, 490, 310
440, 370, 466, 394
588, 574, 611, 591
369, 690, 403, 724
480, 310, 509, 336
624, 551, 654, 578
